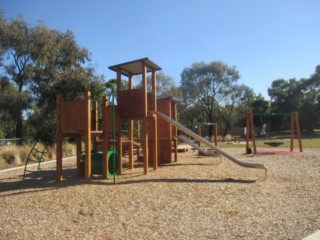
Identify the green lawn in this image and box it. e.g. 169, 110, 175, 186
217, 138, 320, 149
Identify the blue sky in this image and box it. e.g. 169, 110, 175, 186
1, 0, 319, 99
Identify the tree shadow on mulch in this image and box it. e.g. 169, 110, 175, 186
0, 168, 87, 196
0, 162, 257, 197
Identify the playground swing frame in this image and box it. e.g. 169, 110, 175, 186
258, 114, 286, 147
245, 112, 303, 154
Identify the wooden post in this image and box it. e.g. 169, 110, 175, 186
290, 113, 294, 151
291, 112, 303, 152
172, 101, 178, 162
56, 94, 63, 181
92, 101, 98, 131
152, 70, 158, 170
250, 112, 257, 154
116, 67, 123, 174
173, 138, 178, 162
92, 101, 99, 151
128, 75, 134, 169
295, 112, 303, 152
102, 96, 109, 178
142, 61, 149, 174
246, 113, 256, 154
84, 91, 91, 181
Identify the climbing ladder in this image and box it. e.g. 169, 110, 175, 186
23, 142, 48, 180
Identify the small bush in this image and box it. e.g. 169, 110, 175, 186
224, 134, 232, 142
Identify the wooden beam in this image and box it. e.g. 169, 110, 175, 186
128, 75, 134, 169
90, 131, 103, 137
172, 101, 178, 162
246, 112, 256, 154
92, 101, 99, 152
84, 91, 91, 181
152, 70, 157, 110
173, 138, 178, 162
152, 115, 158, 170
152, 70, 158, 170
102, 96, 109, 178
142, 61, 149, 174
291, 112, 303, 152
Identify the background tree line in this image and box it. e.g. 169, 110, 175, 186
179, 62, 320, 138
0, 15, 319, 144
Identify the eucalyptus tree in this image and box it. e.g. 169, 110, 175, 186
180, 61, 240, 137
0, 15, 104, 142
217, 84, 254, 135
0, 15, 34, 138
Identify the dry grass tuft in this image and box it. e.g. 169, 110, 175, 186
62, 142, 77, 157
0, 145, 23, 166
0, 142, 76, 170
217, 134, 232, 142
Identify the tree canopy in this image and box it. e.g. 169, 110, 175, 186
180, 61, 249, 137
267, 67, 320, 132
0, 14, 104, 143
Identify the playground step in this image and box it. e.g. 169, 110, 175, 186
23, 142, 48, 180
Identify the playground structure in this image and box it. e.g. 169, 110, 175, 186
56, 58, 179, 181
245, 112, 303, 154
56, 58, 267, 182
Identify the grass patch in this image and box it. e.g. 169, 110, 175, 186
0, 142, 76, 170
204, 138, 320, 149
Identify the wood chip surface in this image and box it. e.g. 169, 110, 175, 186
1, 148, 319, 239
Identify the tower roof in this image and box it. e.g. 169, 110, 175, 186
109, 57, 161, 77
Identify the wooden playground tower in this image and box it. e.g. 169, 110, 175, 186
245, 112, 303, 154
56, 58, 178, 181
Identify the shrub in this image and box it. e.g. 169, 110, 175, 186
0, 145, 24, 166
224, 134, 232, 142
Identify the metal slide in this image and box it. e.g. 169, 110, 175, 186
155, 111, 267, 174
178, 135, 217, 156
